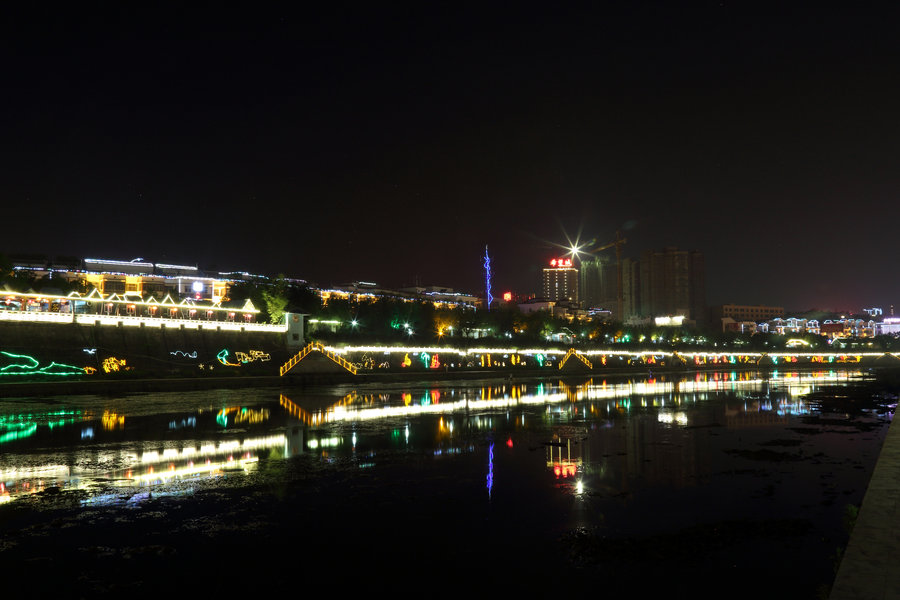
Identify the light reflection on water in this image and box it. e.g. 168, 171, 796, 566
0, 369, 891, 516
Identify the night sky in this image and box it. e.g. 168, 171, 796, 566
3, 4, 899, 313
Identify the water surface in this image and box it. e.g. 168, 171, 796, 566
0, 369, 894, 597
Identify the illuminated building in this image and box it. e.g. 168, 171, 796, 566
517, 299, 555, 314
542, 258, 579, 304
878, 318, 900, 335
711, 304, 784, 323
0, 288, 282, 331
9, 255, 231, 302
399, 286, 479, 308
711, 304, 784, 331
320, 282, 477, 310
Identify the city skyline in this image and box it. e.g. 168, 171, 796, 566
3, 5, 898, 312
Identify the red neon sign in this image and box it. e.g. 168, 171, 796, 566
550, 258, 573, 267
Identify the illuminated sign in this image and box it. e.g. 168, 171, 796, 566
549, 258, 573, 267
502, 292, 512, 302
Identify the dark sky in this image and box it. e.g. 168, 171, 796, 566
3, 3, 899, 313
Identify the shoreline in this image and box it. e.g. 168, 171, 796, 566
0, 362, 895, 397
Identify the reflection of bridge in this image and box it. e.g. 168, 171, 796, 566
278, 370, 850, 427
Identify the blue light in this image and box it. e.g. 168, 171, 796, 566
483, 245, 493, 311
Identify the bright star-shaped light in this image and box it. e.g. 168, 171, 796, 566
567, 243, 585, 261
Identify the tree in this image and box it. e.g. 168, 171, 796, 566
0, 253, 12, 286
261, 275, 289, 325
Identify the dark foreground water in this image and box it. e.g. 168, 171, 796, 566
0, 370, 895, 598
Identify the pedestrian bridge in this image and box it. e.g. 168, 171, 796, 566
279, 344, 900, 374
280, 342, 358, 376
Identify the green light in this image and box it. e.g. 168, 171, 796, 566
217, 349, 241, 367
0, 351, 85, 377
0, 423, 37, 444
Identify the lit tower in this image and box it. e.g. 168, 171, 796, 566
483, 245, 494, 310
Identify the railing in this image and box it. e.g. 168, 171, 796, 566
279, 342, 358, 376
0, 307, 288, 332
280, 343, 314, 375
319, 345, 358, 375
559, 348, 593, 370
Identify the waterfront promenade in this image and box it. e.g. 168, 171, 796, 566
831, 404, 900, 600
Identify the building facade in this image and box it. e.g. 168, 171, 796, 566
579, 256, 617, 314
622, 247, 706, 322
711, 304, 785, 324
542, 258, 579, 304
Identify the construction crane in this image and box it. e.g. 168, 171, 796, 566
585, 230, 627, 319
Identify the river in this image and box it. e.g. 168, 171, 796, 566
0, 369, 894, 597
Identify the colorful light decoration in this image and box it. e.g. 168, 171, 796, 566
235, 350, 271, 363
216, 349, 242, 367
0, 351, 85, 377
101, 357, 129, 373
484, 245, 493, 310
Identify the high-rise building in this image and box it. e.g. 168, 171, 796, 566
622, 257, 640, 319
542, 257, 579, 304
579, 256, 617, 312
622, 247, 706, 322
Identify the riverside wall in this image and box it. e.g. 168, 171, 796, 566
0, 320, 292, 379
2, 320, 900, 398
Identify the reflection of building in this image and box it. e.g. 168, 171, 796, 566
542, 258, 579, 304
622, 247, 705, 322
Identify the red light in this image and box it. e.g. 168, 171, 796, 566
550, 259, 557, 266
506, 438, 513, 448
503, 292, 512, 302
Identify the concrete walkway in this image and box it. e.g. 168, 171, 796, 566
831, 411, 900, 599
